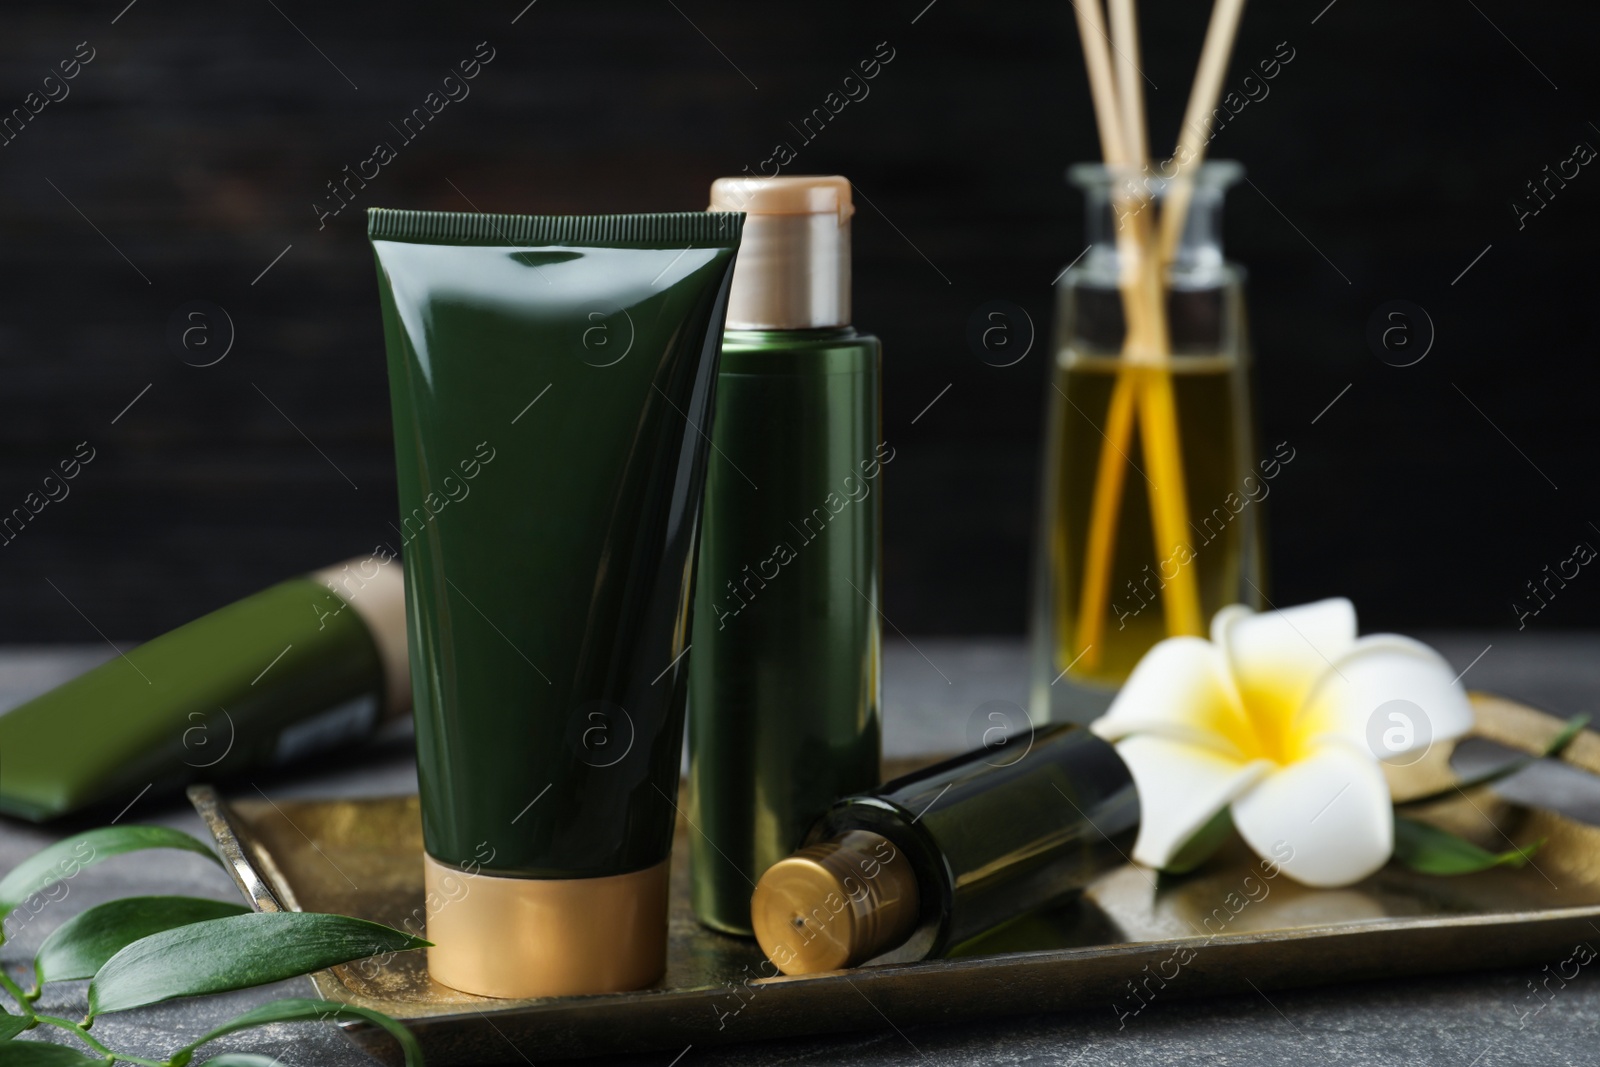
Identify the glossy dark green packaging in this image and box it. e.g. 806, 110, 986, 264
827, 723, 1136, 958
0, 555, 409, 822
754, 723, 1138, 971
687, 329, 884, 935
369, 208, 743, 997
688, 176, 883, 935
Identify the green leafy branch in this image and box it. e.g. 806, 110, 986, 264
1390, 713, 1588, 876
0, 825, 428, 1066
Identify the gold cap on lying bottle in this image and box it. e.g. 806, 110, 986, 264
750, 830, 919, 976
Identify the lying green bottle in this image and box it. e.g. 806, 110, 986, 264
688, 176, 883, 936
0, 554, 409, 822
751, 722, 1137, 973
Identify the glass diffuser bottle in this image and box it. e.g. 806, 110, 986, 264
1030, 161, 1264, 725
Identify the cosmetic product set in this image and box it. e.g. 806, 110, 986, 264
10, 0, 1600, 1056
13, 4, 1595, 1059
367, 175, 1135, 996
0, 175, 1138, 1000
8, 124, 1593, 1067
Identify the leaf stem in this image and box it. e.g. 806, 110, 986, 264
34, 1014, 113, 1056
34, 1013, 171, 1067
0, 967, 35, 1014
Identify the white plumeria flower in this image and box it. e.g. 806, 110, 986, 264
1090, 598, 1475, 888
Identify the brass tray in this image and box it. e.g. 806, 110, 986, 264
188, 694, 1600, 1065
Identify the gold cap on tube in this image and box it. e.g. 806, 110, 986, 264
707, 175, 853, 330
750, 830, 919, 976
423, 854, 669, 998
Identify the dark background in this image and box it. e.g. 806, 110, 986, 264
1, 0, 1595, 641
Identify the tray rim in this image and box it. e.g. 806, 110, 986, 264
186, 690, 1600, 1062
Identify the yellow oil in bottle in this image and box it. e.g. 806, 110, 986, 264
1047, 350, 1249, 686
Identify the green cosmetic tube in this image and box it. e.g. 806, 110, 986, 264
0, 553, 410, 822
687, 176, 883, 936
368, 207, 744, 999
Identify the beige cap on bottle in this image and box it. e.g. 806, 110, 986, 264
708, 175, 853, 330
313, 554, 411, 719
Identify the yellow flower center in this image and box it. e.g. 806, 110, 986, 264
1227, 669, 1314, 767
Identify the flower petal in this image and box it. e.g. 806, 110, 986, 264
1231, 739, 1393, 888
1090, 636, 1252, 759
1209, 603, 1253, 647
1295, 634, 1475, 760
1214, 597, 1358, 761
1112, 734, 1272, 870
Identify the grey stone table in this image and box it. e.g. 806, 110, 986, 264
2, 633, 1598, 1067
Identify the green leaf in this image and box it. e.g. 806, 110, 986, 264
35, 896, 250, 984
0, 1043, 100, 1065
177, 998, 422, 1067
1397, 713, 1591, 811
1544, 713, 1590, 758
0, 827, 219, 928
1160, 807, 1236, 875
1393, 815, 1544, 875
0, 1010, 28, 1041
88, 912, 429, 1017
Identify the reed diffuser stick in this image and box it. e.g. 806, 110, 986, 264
1067, 0, 1143, 666
1070, 0, 1206, 670
1105, 0, 1149, 176
1073, 0, 1250, 665
1065, 0, 1151, 666
1110, 0, 1204, 638
1069, 0, 1127, 166
1066, 0, 1142, 327
1160, 0, 1249, 260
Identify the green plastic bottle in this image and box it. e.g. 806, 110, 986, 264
688, 176, 884, 936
